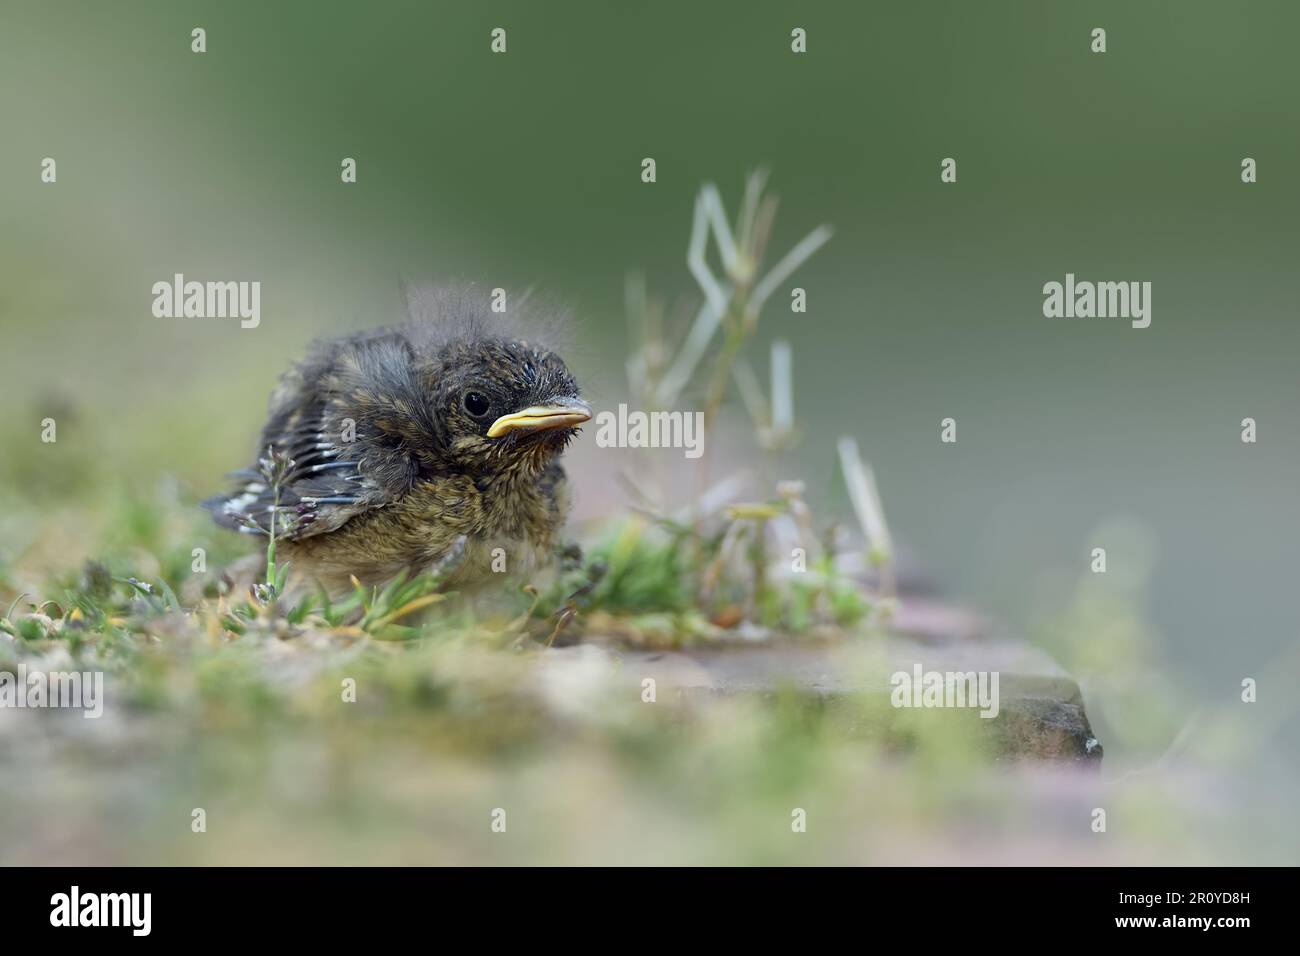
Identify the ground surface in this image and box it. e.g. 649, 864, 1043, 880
1, 583, 1284, 865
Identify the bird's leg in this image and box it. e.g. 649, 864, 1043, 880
564, 558, 605, 605
544, 545, 606, 647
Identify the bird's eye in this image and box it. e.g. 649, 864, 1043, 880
463, 391, 491, 418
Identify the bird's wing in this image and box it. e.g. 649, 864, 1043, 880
204, 335, 414, 540
203, 400, 382, 539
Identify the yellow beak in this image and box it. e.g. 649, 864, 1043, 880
487, 400, 592, 438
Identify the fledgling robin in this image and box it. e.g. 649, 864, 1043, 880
203, 285, 590, 596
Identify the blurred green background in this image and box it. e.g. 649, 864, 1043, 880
1, 0, 1297, 863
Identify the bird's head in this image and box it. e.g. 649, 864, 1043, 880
429, 336, 589, 478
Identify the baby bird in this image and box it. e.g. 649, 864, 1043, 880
204, 286, 590, 595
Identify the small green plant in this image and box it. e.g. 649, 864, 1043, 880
631, 169, 832, 439
601, 172, 894, 641
235, 447, 296, 606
